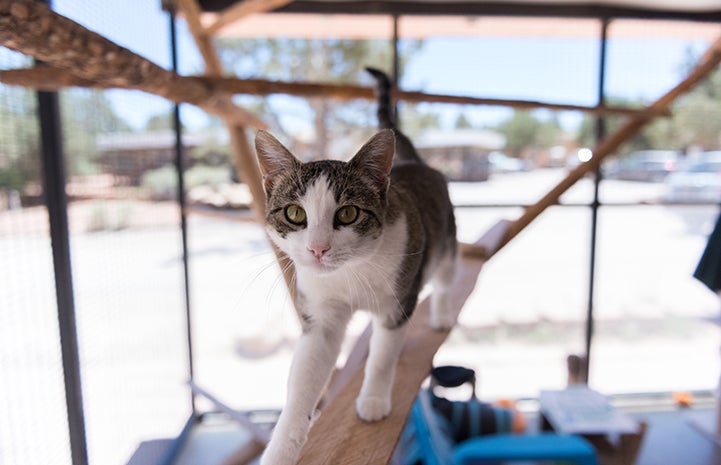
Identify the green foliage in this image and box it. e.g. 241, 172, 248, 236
497, 110, 562, 156
140, 164, 232, 200
184, 165, 231, 189
398, 103, 442, 139
145, 112, 174, 131
454, 112, 473, 129
86, 201, 133, 232
60, 89, 133, 177
141, 165, 177, 200
0, 165, 27, 192
577, 50, 721, 156
0, 86, 41, 191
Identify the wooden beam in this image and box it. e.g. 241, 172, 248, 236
206, 0, 296, 35
0, 0, 266, 129
201, 75, 661, 117
494, 33, 721, 257
176, 0, 224, 74
0, 66, 658, 118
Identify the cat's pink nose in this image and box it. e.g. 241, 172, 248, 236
308, 243, 330, 259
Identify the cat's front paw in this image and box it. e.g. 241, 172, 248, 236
260, 440, 301, 465
356, 395, 391, 422
260, 423, 307, 465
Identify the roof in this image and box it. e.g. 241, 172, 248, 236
96, 130, 230, 152
199, 0, 721, 19
197, 1, 721, 40
415, 128, 506, 150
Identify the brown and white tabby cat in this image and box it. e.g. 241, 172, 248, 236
255, 68, 457, 465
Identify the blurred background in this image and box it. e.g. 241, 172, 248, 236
2, 1, 721, 464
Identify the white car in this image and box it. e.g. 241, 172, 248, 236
664, 152, 721, 203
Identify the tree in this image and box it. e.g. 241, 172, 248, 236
577, 47, 721, 157
454, 112, 473, 129
0, 86, 40, 193
497, 110, 561, 157
60, 89, 132, 176
145, 111, 174, 131
575, 96, 651, 156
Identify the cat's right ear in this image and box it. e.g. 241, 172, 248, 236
255, 130, 300, 192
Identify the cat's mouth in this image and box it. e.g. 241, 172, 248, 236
307, 258, 339, 273
298, 254, 342, 274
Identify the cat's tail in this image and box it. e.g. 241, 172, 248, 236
365, 67, 396, 130
365, 67, 424, 165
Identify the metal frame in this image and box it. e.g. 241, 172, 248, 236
32, 2, 720, 464
38, 86, 90, 465
200, 0, 721, 21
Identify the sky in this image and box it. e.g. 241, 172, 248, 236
50, 0, 712, 134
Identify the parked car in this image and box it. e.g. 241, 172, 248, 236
605, 150, 680, 182
489, 151, 528, 173
664, 151, 721, 203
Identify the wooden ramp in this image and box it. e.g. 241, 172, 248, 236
297, 222, 509, 465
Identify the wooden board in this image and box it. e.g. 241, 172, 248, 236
296, 225, 508, 465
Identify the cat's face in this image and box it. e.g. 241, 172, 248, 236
255, 130, 395, 274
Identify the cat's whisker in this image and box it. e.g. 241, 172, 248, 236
352, 268, 379, 313
266, 259, 296, 308
231, 256, 287, 313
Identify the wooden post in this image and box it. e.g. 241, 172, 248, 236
204, 0, 295, 35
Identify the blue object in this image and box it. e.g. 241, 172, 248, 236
453, 433, 598, 465
406, 390, 598, 465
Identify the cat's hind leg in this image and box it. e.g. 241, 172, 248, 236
429, 250, 458, 331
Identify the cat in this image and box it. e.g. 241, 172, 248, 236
254, 67, 457, 465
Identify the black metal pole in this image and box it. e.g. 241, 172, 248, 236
585, 17, 609, 383
392, 13, 400, 126
36, 4, 88, 465
38, 85, 90, 465
168, 4, 196, 412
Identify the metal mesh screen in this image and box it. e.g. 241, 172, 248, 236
0, 49, 73, 465
52, 2, 192, 464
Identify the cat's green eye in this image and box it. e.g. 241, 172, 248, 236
285, 205, 306, 225
335, 205, 359, 225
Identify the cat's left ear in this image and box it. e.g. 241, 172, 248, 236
255, 130, 301, 192
349, 129, 395, 192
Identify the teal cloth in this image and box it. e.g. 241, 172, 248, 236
694, 213, 721, 292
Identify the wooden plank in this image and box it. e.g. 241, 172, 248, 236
296, 230, 498, 465
177, 0, 224, 74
